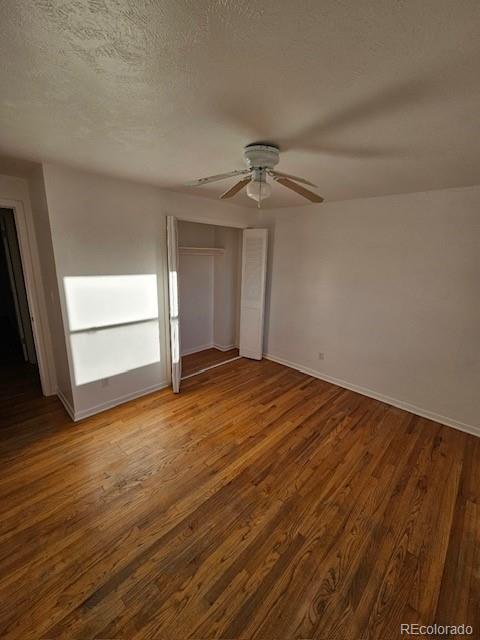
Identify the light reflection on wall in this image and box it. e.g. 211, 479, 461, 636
64, 275, 161, 385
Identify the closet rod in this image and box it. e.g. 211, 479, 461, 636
178, 247, 225, 256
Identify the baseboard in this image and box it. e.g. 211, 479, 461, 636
56, 389, 75, 421
181, 343, 238, 356
69, 380, 170, 422
264, 353, 480, 438
213, 343, 238, 352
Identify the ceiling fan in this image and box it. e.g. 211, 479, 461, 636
185, 144, 324, 207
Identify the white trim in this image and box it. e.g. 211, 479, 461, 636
160, 217, 172, 387
181, 343, 238, 356
167, 215, 181, 393
0, 197, 56, 395
179, 246, 225, 256
181, 356, 241, 380
57, 389, 75, 421
264, 353, 480, 438
214, 343, 237, 352
65, 380, 170, 422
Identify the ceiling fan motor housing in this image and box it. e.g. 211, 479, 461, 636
244, 144, 280, 170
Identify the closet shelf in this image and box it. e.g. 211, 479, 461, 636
179, 246, 225, 256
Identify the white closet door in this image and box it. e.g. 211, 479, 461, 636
239, 228, 268, 360
166, 216, 182, 392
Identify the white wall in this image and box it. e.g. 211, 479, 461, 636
178, 221, 215, 248
41, 163, 252, 419
259, 185, 480, 433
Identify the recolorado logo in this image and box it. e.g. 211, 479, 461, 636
400, 623, 473, 636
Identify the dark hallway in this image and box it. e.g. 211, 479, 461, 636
0, 208, 40, 413
0, 237, 23, 362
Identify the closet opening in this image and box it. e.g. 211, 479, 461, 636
166, 216, 268, 392
177, 221, 242, 379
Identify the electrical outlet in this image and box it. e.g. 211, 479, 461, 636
318, 352, 325, 360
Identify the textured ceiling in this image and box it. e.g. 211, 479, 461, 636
0, 0, 479, 207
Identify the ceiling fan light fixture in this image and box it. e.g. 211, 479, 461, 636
246, 178, 272, 204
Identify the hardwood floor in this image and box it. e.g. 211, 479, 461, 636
0, 358, 478, 639
181, 347, 239, 377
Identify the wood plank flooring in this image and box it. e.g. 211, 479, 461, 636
0, 358, 478, 639
181, 347, 239, 377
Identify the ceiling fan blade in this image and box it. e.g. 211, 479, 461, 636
283, 142, 398, 157
275, 177, 324, 203
220, 177, 251, 199
277, 71, 440, 152
268, 170, 317, 188
185, 169, 249, 187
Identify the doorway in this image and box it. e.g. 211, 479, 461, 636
0, 208, 38, 382
166, 216, 268, 392
177, 221, 242, 379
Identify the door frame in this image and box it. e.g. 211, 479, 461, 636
0, 198, 55, 395
166, 216, 182, 392
167, 215, 250, 389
